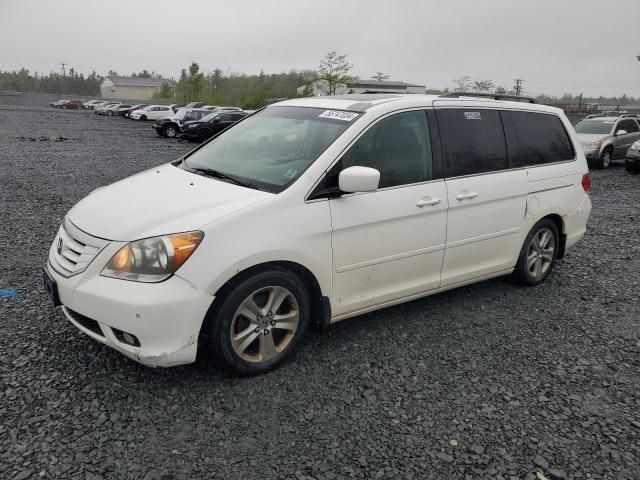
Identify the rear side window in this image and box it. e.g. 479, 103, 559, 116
438, 109, 508, 177
617, 119, 639, 133
511, 111, 574, 166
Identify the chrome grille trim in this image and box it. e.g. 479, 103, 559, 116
50, 218, 109, 277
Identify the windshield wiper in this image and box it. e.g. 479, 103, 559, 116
189, 166, 256, 189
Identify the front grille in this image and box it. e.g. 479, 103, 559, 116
66, 308, 104, 337
50, 218, 108, 277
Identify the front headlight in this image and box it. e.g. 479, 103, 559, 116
101, 231, 204, 282
631, 140, 640, 150
187, 124, 197, 129
581, 141, 601, 151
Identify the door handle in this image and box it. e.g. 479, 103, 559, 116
456, 190, 479, 201
416, 197, 441, 207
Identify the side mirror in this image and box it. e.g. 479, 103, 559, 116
616, 129, 628, 136
213, 118, 221, 123
338, 166, 380, 193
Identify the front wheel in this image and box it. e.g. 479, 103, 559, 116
107, 110, 113, 116
598, 148, 612, 169
163, 125, 178, 138
205, 269, 310, 375
513, 219, 560, 286
139, 115, 147, 121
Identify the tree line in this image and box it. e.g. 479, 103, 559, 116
1, 52, 637, 108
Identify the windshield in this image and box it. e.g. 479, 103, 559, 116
184, 106, 361, 193
574, 119, 615, 135
201, 112, 221, 122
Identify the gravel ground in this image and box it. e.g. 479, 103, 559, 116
1, 105, 639, 480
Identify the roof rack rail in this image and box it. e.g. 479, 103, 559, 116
439, 91, 538, 104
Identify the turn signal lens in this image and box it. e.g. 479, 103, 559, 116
102, 231, 204, 283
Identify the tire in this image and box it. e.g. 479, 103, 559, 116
198, 128, 213, 142
163, 125, 178, 138
204, 268, 310, 376
107, 110, 113, 116
140, 115, 147, 121
598, 148, 612, 169
513, 218, 560, 286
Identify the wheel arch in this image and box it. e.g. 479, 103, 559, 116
540, 213, 566, 259
199, 260, 330, 343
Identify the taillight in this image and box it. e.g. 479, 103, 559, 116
582, 173, 591, 193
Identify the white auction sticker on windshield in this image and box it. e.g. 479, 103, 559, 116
319, 110, 359, 122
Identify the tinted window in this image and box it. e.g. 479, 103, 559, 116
338, 110, 433, 188
511, 111, 574, 166
438, 109, 508, 177
617, 119, 639, 133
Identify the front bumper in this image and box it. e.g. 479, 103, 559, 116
45, 239, 214, 367
625, 150, 640, 172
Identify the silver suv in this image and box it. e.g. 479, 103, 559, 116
574, 114, 640, 169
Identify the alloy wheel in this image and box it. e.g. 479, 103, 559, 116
602, 151, 611, 168
230, 286, 299, 363
527, 227, 556, 279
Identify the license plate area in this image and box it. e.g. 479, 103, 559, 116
43, 268, 61, 307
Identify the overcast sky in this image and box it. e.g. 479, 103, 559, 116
1, 0, 639, 97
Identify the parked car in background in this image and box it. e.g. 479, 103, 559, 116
625, 140, 640, 173
574, 114, 640, 169
181, 110, 248, 142
94, 102, 121, 115
120, 104, 148, 117
153, 108, 210, 138
59, 100, 85, 110
83, 100, 103, 109
170, 104, 185, 113
88, 100, 109, 111
129, 105, 173, 121
44, 94, 591, 374
184, 101, 205, 108
49, 99, 68, 108
103, 104, 131, 116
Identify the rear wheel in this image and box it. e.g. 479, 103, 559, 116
107, 110, 113, 116
598, 148, 612, 169
513, 218, 560, 286
205, 269, 310, 375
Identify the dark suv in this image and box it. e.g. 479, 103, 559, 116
181, 111, 248, 142
153, 108, 210, 138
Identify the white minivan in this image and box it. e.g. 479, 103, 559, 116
44, 94, 592, 375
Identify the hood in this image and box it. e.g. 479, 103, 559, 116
67, 163, 273, 241
575, 133, 608, 143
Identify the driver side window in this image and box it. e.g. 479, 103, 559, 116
336, 110, 433, 189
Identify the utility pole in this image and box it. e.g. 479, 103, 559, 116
514, 78, 523, 97
61, 63, 66, 77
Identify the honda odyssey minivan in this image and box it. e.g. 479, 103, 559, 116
44, 93, 592, 375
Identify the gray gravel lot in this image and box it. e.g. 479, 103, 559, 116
1, 105, 639, 480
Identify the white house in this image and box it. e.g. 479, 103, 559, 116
297, 79, 425, 96
100, 76, 173, 101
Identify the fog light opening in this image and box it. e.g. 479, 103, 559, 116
112, 328, 141, 347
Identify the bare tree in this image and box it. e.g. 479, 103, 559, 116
473, 79, 495, 92
452, 76, 473, 91
372, 71, 390, 81
316, 50, 353, 95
